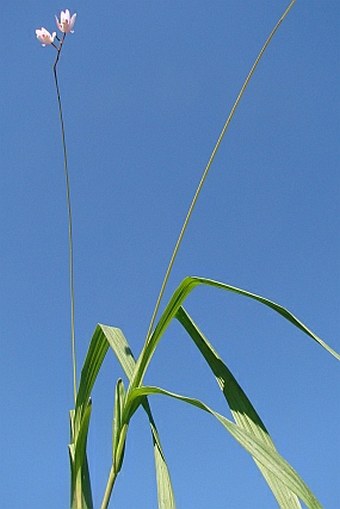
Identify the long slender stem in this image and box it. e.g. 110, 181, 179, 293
53, 33, 77, 405
145, 0, 296, 344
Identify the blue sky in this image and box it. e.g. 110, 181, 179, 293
1, 1, 339, 508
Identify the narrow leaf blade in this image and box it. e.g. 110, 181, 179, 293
151, 276, 339, 361
176, 305, 301, 509
134, 275, 338, 388
129, 386, 322, 509
98, 324, 176, 508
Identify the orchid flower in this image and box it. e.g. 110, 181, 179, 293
55, 9, 77, 34
35, 27, 56, 47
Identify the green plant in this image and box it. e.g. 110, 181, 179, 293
36, 2, 339, 508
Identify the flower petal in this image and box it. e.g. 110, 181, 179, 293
69, 13, 77, 31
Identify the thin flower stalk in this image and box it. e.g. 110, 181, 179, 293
36, 9, 78, 404
52, 36, 78, 405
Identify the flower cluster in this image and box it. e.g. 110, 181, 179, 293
36, 9, 77, 47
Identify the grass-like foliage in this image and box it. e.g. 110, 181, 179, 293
70, 278, 338, 509
35, 2, 339, 508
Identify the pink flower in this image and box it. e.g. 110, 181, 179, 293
35, 27, 56, 46
55, 9, 77, 33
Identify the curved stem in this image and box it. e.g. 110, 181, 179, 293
53, 33, 78, 405
145, 0, 296, 345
